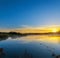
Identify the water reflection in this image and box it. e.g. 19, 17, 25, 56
0, 35, 60, 58
16, 36, 60, 58
0, 35, 60, 44
0, 48, 6, 58
17, 35, 60, 44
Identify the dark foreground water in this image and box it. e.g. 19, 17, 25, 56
0, 35, 60, 58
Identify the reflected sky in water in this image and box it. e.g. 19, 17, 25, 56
0, 35, 60, 58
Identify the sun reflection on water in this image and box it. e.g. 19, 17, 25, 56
17, 35, 60, 44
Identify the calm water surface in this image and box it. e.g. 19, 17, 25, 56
0, 35, 60, 58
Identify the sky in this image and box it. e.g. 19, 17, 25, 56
0, 0, 60, 28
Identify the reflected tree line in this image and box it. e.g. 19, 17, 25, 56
0, 31, 60, 42
0, 31, 60, 39
0, 32, 60, 58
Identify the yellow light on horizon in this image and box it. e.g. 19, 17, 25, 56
51, 28, 58, 32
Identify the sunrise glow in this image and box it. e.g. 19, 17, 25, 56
51, 28, 58, 33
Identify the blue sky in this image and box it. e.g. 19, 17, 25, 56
0, 0, 60, 28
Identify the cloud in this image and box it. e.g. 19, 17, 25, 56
20, 25, 46, 29
21, 25, 33, 28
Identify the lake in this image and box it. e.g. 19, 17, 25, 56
0, 35, 60, 58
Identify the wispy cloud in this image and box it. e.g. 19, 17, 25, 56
20, 25, 33, 28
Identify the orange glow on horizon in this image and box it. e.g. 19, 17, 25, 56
0, 26, 60, 33
51, 28, 59, 33
13, 27, 60, 33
